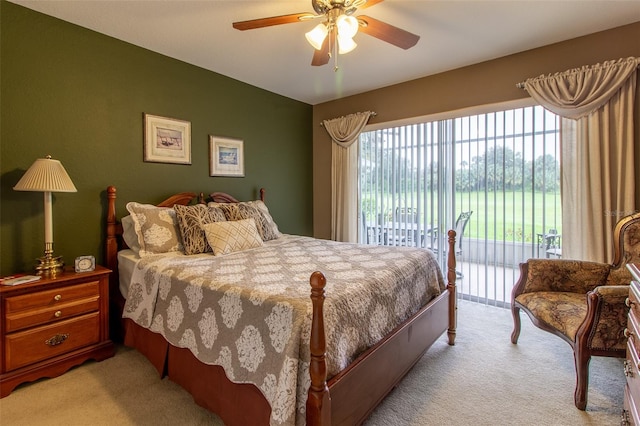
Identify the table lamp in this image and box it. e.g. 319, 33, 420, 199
13, 155, 77, 275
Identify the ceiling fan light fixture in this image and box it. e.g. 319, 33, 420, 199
337, 34, 357, 54
232, 1, 421, 68
305, 23, 328, 50
336, 14, 359, 38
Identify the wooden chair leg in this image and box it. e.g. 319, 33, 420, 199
573, 347, 590, 410
511, 305, 521, 344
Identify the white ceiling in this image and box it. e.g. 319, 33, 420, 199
9, 0, 640, 105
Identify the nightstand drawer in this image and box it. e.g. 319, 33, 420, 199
629, 310, 640, 358
4, 296, 100, 333
4, 312, 100, 371
4, 281, 99, 313
626, 384, 640, 425
627, 339, 640, 399
630, 280, 640, 319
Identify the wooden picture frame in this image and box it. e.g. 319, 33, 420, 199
209, 136, 244, 177
143, 114, 191, 164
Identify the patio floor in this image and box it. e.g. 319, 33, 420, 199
455, 260, 521, 308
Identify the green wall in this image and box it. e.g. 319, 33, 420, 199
0, 2, 313, 275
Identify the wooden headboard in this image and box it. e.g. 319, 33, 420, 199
104, 185, 265, 340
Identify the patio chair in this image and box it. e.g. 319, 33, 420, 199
424, 211, 472, 256
537, 228, 562, 258
424, 211, 472, 276
511, 212, 640, 410
393, 207, 419, 245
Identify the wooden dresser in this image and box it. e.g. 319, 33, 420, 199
624, 265, 640, 425
0, 266, 115, 397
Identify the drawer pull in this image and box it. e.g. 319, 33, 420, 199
624, 360, 634, 377
621, 409, 631, 426
624, 328, 634, 340
45, 333, 69, 347
54, 310, 62, 318
54, 294, 62, 301
626, 297, 636, 308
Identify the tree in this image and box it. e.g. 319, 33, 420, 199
460, 146, 558, 192
466, 146, 525, 191
533, 154, 560, 192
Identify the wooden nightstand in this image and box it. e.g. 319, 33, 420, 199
0, 266, 115, 397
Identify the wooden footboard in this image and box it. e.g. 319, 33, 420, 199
306, 230, 457, 425
105, 186, 457, 426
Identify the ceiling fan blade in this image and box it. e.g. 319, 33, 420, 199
311, 36, 331, 66
357, 15, 420, 49
233, 13, 316, 31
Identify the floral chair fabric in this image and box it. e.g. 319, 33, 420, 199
511, 212, 640, 410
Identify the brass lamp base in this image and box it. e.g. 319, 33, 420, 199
35, 252, 64, 276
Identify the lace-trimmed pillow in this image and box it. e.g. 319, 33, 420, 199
125, 202, 183, 256
121, 215, 141, 254
208, 201, 280, 241
174, 204, 227, 255
202, 218, 264, 256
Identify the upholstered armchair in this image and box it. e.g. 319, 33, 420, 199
511, 212, 640, 410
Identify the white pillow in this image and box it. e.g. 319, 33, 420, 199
121, 215, 141, 254
125, 202, 183, 256
202, 218, 263, 256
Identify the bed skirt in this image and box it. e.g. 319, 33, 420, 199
123, 318, 272, 424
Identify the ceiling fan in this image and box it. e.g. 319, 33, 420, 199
232, 0, 420, 68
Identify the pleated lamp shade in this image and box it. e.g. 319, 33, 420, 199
13, 156, 77, 193
13, 155, 77, 275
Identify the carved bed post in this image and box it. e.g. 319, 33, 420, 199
106, 186, 124, 341
306, 271, 331, 426
106, 186, 118, 276
447, 230, 457, 346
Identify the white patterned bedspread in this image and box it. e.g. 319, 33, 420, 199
122, 234, 445, 425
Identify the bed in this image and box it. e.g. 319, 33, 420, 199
104, 186, 457, 426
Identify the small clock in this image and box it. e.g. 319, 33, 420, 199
75, 255, 95, 273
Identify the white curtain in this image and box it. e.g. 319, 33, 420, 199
322, 111, 375, 242
523, 57, 639, 262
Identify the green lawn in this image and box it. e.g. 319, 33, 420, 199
362, 191, 561, 242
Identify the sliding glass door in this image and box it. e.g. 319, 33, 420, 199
359, 104, 561, 306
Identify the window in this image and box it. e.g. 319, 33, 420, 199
359, 104, 561, 306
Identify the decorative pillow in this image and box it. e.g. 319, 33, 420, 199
202, 218, 264, 256
246, 200, 281, 239
208, 201, 280, 241
121, 215, 141, 254
125, 202, 183, 256
174, 204, 227, 255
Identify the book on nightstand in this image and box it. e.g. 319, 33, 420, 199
628, 263, 640, 284
0, 274, 41, 286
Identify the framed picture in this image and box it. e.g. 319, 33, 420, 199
143, 114, 191, 164
209, 136, 244, 177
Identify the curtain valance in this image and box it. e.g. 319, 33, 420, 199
523, 57, 639, 119
322, 111, 375, 148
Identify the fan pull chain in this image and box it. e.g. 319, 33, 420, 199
332, 28, 339, 72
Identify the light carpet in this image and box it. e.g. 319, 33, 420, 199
0, 300, 625, 425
